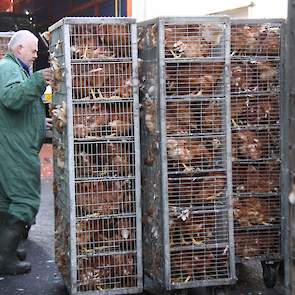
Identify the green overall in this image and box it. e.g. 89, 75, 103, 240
0, 53, 47, 224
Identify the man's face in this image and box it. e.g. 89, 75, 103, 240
17, 39, 38, 68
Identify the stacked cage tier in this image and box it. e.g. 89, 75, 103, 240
138, 17, 236, 292
49, 17, 142, 295
0, 32, 13, 59
230, 19, 286, 264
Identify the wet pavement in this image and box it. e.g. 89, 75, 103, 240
0, 145, 287, 295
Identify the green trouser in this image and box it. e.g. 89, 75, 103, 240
0, 142, 41, 224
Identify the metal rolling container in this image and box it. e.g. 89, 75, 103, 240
230, 19, 288, 288
138, 16, 236, 293
49, 17, 142, 295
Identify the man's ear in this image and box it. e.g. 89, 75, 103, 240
15, 44, 23, 55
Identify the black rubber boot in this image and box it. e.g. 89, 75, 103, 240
0, 215, 31, 275
0, 212, 27, 261
16, 241, 27, 261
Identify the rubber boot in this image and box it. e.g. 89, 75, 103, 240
0, 216, 31, 275
0, 212, 27, 261
16, 240, 27, 261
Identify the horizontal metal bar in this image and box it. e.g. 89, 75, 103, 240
168, 277, 237, 290
77, 249, 137, 259
170, 242, 229, 252
231, 125, 280, 131
233, 157, 281, 164
231, 56, 280, 61
74, 136, 135, 143
166, 133, 226, 140
168, 168, 227, 176
138, 16, 230, 27
166, 96, 226, 102
77, 286, 142, 295
235, 224, 281, 231
50, 17, 136, 32
233, 192, 280, 197
76, 212, 136, 221
165, 57, 226, 63
73, 138, 135, 144
74, 175, 135, 182
162, 16, 230, 24
72, 98, 134, 104
0, 32, 14, 37
71, 58, 133, 64
231, 18, 285, 25
231, 92, 280, 98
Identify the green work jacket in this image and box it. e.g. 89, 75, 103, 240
0, 53, 47, 223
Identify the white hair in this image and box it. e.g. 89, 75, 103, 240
8, 30, 38, 52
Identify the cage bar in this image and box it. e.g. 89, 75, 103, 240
138, 17, 236, 293
49, 17, 142, 295
0, 32, 13, 59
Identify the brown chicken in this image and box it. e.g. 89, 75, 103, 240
72, 63, 106, 99
76, 180, 124, 215
259, 28, 280, 55
98, 24, 131, 56
166, 101, 192, 134
196, 172, 226, 202
165, 24, 223, 58
170, 249, 225, 283
234, 231, 280, 257
233, 164, 280, 193
77, 255, 113, 291
107, 143, 133, 176
72, 63, 132, 99
167, 138, 213, 170
170, 214, 214, 247
231, 25, 280, 56
256, 61, 278, 82
73, 103, 109, 138
234, 233, 261, 257
169, 172, 225, 206
248, 98, 279, 125
231, 62, 254, 92
167, 63, 223, 96
231, 25, 261, 55
202, 101, 222, 132
108, 104, 133, 135
232, 130, 263, 160
231, 96, 279, 126
233, 197, 274, 227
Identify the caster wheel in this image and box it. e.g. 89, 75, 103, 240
261, 261, 279, 288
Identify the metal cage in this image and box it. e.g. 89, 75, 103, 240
0, 31, 13, 59
230, 19, 288, 287
49, 17, 142, 295
138, 17, 236, 293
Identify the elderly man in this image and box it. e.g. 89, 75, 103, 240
0, 30, 54, 275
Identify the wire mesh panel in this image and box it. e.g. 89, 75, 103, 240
49, 17, 142, 295
0, 32, 13, 59
230, 20, 286, 264
138, 17, 235, 292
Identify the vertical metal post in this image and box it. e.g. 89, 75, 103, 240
224, 20, 236, 282
63, 22, 78, 295
286, 1, 295, 292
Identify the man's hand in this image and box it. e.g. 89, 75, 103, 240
46, 117, 52, 130
41, 68, 54, 84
